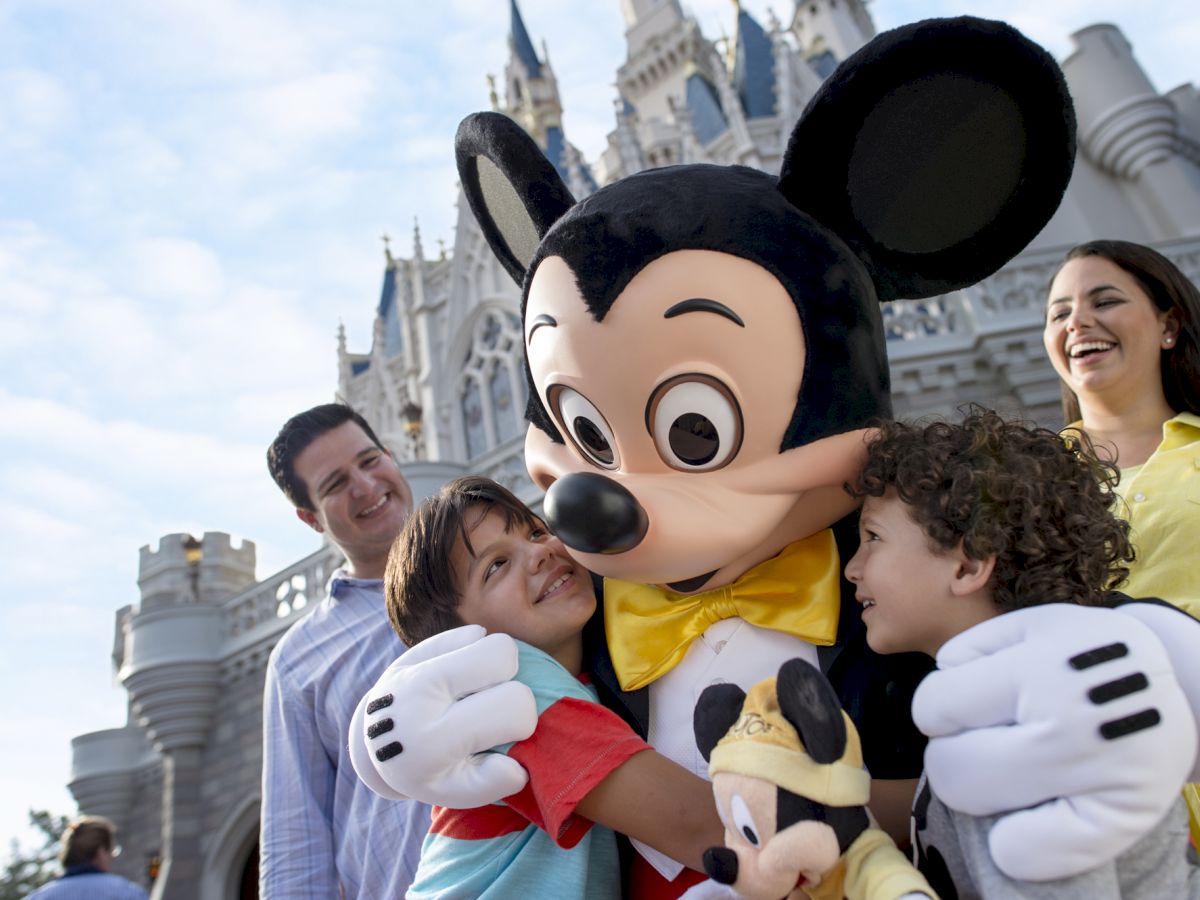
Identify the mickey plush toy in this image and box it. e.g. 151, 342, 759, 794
694, 658, 935, 900
351, 15, 1200, 897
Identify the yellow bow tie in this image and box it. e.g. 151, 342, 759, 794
604, 529, 842, 692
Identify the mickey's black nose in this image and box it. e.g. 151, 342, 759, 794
543, 472, 648, 554
703, 846, 739, 884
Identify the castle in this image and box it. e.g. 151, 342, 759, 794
64, 2, 1200, 896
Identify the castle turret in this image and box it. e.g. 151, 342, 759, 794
119, 532, 255, 900
1063, 24, 1200, 237
506, 0, 564, 148
788, 0, 874, 70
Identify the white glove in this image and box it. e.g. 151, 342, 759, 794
1115, 600, 1200, 781
913, 604, 1196, 882
677, 880, 741, 900
347, 624, 538, 808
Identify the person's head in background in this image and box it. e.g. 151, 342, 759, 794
1044, 239, 1200, 426
386, 475, 595, 674
267, 403, 413, 580
60, 816, 121, 872
844, 408, 1134, 657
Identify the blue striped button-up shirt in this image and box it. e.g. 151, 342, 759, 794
27, 871, 149, 899
260, 571, 431, 899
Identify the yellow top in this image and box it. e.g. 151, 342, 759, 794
1098, 412, 1200, 619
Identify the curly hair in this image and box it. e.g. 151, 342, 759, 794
848, 407, 1133, 611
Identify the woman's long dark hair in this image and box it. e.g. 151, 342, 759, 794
1050, 240, 1200, 424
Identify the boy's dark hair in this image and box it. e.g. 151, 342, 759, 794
60, 815, 116, 868
386, 475, 541, 646
266, 403, 385, 510
848, 407, 1134, 611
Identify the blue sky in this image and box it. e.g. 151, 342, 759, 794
1, 0, 1195, 854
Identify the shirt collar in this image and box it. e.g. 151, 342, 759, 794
328, 567, 384, 601
62, 864, 105, 878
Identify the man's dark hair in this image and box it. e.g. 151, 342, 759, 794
847, 407, 1134, 611
267, 403, 385, 510
60, 816, 116, 868
386, 475, 541, 646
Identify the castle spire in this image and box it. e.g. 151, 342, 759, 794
510, 0, 542, 78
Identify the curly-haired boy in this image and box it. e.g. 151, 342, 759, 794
845, 407, 1196, 899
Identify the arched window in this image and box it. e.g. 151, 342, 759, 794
458, 309, 526, 459
462, 378, 487, 459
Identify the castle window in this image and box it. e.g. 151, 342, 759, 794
490, 361, 522, 444
462, 378, 487, 459
458, 309, 527, 459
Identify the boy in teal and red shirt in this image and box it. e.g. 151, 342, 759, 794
372, 475, 722, 898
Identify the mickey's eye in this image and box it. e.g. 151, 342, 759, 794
730, 793, 760, 847
646, 374, 742, 471
550, 386, 619, 470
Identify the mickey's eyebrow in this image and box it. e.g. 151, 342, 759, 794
527, 314, 557, 341
664, 298, 745, 327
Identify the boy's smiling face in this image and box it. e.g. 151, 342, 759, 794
844, 491, 996, 657
453, 506, 596, 672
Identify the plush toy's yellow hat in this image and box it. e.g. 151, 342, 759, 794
707, 676, 870, 807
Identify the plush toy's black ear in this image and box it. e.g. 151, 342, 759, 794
694, 683, 747, 762
776, 658, 847, 765
455, 112, 577, 286
779, 17, 1076, 302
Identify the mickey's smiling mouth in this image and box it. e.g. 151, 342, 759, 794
667, 570, 718, 593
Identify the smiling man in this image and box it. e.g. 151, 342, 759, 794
261, 403, 430, 899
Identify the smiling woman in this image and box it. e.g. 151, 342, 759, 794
1042, 240, 1200, 619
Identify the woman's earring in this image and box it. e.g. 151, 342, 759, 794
1164, 337, 1175, 347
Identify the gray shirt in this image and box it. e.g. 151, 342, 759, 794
912, 774, 1197, 899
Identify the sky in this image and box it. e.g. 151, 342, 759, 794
1, 0, 1196, 856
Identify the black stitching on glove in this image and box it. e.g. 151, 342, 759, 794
366, 694, 394, 714
367, 718, 395, 739
1099, 708, 1161, 740
1068, 642, 1128, 670
375, 741, 404, 761
1088, 673, 1149, 705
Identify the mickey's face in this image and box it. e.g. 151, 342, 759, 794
708, 772, 840, 898
524, 249, 870, 591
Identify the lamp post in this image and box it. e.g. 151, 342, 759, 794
401, 401, 423, 460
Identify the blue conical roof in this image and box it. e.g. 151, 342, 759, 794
733, 7, 776, 119
511, 0, 542, 77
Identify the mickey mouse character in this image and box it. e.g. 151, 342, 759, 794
693, 658, 936, 900
350, 15, 1200, 893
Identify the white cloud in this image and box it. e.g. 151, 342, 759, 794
232, 70, 376, 144
124, 237, 226, 304
0, 68, 76, 147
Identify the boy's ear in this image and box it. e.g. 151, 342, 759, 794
950, 547, 996, 596
297, 507, 323, 534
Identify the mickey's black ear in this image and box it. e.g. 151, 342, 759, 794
455, 112, 577, 286
694, 683, 747, 763
779, 17, 1076, 302
776, 658, 847, 765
